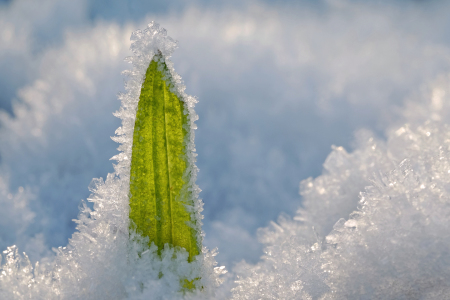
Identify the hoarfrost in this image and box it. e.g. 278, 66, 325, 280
0, 23, 225, 299
232, 86, 450, 298
2, 10, 450, 300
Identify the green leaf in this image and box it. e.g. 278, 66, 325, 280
129, 53, 200, 263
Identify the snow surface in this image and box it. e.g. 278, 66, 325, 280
4, 0, 450, 267
232, 85, 450, 299
2, 0, 450, 298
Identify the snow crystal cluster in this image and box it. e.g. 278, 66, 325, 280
232, 92, 450, 298
0, 22, 225, 299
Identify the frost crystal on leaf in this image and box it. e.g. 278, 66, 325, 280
0, 22, 225, 300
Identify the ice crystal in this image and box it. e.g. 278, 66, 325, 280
233, 111, 450, 298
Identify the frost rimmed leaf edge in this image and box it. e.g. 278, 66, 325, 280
110, 22, 227, 295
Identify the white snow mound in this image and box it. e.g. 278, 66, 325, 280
233, 115, 450, 298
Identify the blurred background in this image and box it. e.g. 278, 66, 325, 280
0, 0, 449, 268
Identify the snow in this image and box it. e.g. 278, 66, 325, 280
4, 1, 450, 267
0, 22, 131, 262
2, 0, 450, 298
232, 90, 450, 298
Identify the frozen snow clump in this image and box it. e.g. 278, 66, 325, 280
233, 101, 450, 298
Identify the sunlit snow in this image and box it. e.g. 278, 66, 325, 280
2, 0, 450, 298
